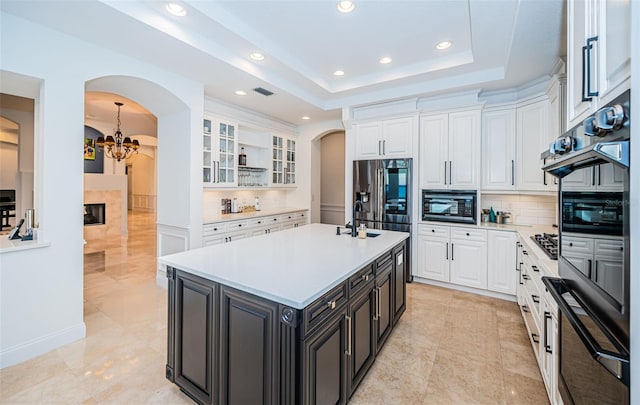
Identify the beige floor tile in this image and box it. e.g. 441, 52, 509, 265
503, 371, 550, 405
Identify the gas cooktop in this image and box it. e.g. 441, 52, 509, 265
530, 233, 558, 260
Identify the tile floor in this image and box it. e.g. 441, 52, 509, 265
0, 211, 549, 404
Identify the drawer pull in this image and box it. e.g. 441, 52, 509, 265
274, 218, 278, 221
238, 224, 242, 227
327, 300, 336, 310
523, 250, 528, 255
361, 274, 370, 282
466, 232, 470, 236
258, 221, 262, 224
213, 227, 218, 231
531, 333, 540, 343
432, 229, 435, 232
521, 304, 529, 313
532, 294, 540, 304
523, 274, 531, 281
531, 265, 540, 272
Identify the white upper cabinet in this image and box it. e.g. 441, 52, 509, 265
420, 109, 480, 189
354, 116, 414, 160
419, 114, 448, 188
516, 100, 555, 192
567, 0, 630, 129
203, 116, 238, 187
482, 109, 516, 190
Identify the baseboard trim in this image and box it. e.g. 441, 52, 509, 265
412, 277, 516, 302
0, 322, 86, 369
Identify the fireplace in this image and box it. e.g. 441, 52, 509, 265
84, 203, 105, 226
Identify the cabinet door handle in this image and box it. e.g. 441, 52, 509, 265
597, 165, 602, 186
451, 243, 454, 261
586, 36, 599, 98
594, 261, 598, 282
373, 289, 379, 321
345, 315, 352, 356
518, 263, 524, 285
587, 259, 593, 279
444, 161, 447, 184
378, 140, 382, 156
377, 287, 381, 320
544, 311, 553, 354
446, 242, 449, 260
592, 166, 596, 186
382, 140, 386, 155
581, 42, 589, 101
448, 161, 452, 185
511, 160, 515, 186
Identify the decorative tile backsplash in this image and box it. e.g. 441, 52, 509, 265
203, 189, 290, 219
481, 194, 558, 226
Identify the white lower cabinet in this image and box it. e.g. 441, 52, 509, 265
487, 230, 517, 295
417, 224, 487, 289
516, 236, 561, 405
203, 210, 309, 246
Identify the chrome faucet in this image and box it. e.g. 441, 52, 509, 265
352, 200, 363, 237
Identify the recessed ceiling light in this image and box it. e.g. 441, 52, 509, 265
337, 1, 355, 13
235, 90, 247, 96
379, 57, 392, 64
250, 52, 265, 61
302, 116, 311, 120
166, 3, 186, 16
436, 40, 452, 50
333, 70, 345, 76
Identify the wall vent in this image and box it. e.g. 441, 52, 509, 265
253, 87, 275, 96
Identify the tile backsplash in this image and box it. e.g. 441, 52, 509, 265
481, 194, 558, 226
203, 189, 291, 219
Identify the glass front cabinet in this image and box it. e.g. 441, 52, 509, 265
203, 116, 238, 187
272, 135, 296, 186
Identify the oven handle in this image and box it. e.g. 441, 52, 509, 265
542, 276, 630, 386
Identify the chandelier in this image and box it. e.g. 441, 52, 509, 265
96, 102, 139, 162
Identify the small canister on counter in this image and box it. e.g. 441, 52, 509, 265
501, 212, 512, 224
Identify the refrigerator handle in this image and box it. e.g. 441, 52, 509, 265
377, 168, 384, 222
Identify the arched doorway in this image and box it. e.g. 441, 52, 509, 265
319, 131, 346, 225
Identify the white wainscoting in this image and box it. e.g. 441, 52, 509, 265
156, 224, 189, 288
132, 194, 157, 212
321, 203, 345, 226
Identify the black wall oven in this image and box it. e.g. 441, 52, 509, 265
543, 90, 630, 405
421, 189, 476, 224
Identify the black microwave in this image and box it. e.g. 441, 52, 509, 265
422, 190, 477, 224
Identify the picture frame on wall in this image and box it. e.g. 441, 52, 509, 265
84, 138, 96, 160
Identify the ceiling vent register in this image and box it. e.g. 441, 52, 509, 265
253, 87, 275, 96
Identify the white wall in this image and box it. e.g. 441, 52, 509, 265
0, 11, 204, 368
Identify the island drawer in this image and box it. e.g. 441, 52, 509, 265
301, 281, 348, 337
375, 251, 393, 274
348, 263, 375, 297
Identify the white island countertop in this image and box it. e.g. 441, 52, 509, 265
159, 223, 409, 309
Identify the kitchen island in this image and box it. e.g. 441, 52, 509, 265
160, 223, 409, 405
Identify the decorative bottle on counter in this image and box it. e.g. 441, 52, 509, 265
239, 147, 247, 166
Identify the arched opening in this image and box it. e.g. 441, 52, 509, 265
319, 131, 346, 225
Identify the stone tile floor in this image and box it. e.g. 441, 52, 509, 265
0, 211, 549, 404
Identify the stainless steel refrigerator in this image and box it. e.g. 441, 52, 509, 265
353, 158, 412, 280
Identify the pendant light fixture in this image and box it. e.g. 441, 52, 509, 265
96, 102, 139, 162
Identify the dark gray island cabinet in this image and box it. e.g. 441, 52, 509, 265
162, 224, 408, 405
